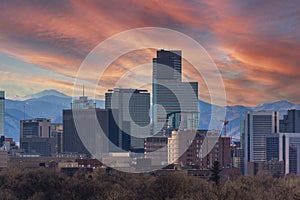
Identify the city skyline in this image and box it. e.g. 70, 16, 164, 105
1, 1, 300, 198
0, 1, 299, 107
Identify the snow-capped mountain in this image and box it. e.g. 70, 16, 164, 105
4, 90, 300, 142
23, 89, 70, 100
4, 90, 104, 141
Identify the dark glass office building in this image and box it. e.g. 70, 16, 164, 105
21, 137, 56, 156
152, 50, 198, 135
105, 88, 150, 153
63, 108, 120, 157
280, 109, 300, 133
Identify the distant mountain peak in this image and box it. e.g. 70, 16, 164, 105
255, 100, 295, 110
23, 89, 70, 100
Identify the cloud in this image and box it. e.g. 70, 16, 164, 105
0, 0, 299, 106
204, 0, 300, 106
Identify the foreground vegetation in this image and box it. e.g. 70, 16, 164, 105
0, 168, 300, 200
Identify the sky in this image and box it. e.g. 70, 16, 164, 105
0, 0, 299, 106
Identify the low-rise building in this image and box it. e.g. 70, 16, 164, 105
168, 130, 231, 169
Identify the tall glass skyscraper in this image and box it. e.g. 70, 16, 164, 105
0, 91, 4, 138
280, 109, 300, 133
105, 88, 150, 153
244, 111, 279, 175
152, 50, 198, 135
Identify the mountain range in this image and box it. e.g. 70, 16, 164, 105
4, 90, 300, 142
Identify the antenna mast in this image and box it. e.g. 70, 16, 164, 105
83, 84, 85, 96
221, 119, 229, 137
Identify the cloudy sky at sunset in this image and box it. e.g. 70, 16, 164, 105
0, 0, 299, 106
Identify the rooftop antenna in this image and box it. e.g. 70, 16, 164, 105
221, 119, 229, 137
83, 84, 85, 97
23, 104, 25, 120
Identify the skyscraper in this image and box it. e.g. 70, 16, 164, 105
244, 111, 279, 175
266, 133, 300, 175
0, 91, 4, 138
280, 109, 300, 133
63, 95, 119, 157
152, 50, 198, 135
153, 50, 182, 81
105, 88, 150, 153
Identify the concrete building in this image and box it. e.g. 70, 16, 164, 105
105, 88, 150, 153
51, 123, 63, 153
244, 111, 279, 175
280, 110, 300, 133
0, 91, 4, 138
101, 152, 131, 169
232, 148, 244, 173
20, 118, 57, 156
152, 50, 198, 135
72, 95, 95, 109
58, 161, 79, 169
0, 150, 8, 169
20, 118, 52, 138
144, 136, 168, 166
167, 130, 231, 169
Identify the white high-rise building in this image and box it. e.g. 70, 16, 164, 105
244, 111, 279, 175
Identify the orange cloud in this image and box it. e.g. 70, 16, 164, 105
0, 0, 299, 106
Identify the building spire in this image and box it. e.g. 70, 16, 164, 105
83, 84, 85, 97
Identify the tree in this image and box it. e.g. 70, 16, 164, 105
210, 161, 221, 186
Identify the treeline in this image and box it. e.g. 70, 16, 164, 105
0, 169, 300, 200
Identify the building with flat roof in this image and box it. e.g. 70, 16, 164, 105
63, 108, 118, 158
266, 133, 300, 175
105, 88, 150, 153
20, 118, 57, 156
167, 130, 231, 169
144, 136, 168, 166
20, 137, 56, 157
280, 110, 300, 133
20, 118, 52, 138
51, 123, 63, 153
243, 111, 279, 175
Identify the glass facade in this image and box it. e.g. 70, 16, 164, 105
152, 50, 198, 135
105, 88, 150, 152
266, 134, 279, 161
266, 133, 300, 175
288, 137, 300, 174
21, 137, 56, 156
280, 110, 300, 133
244, 111, 279, 175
